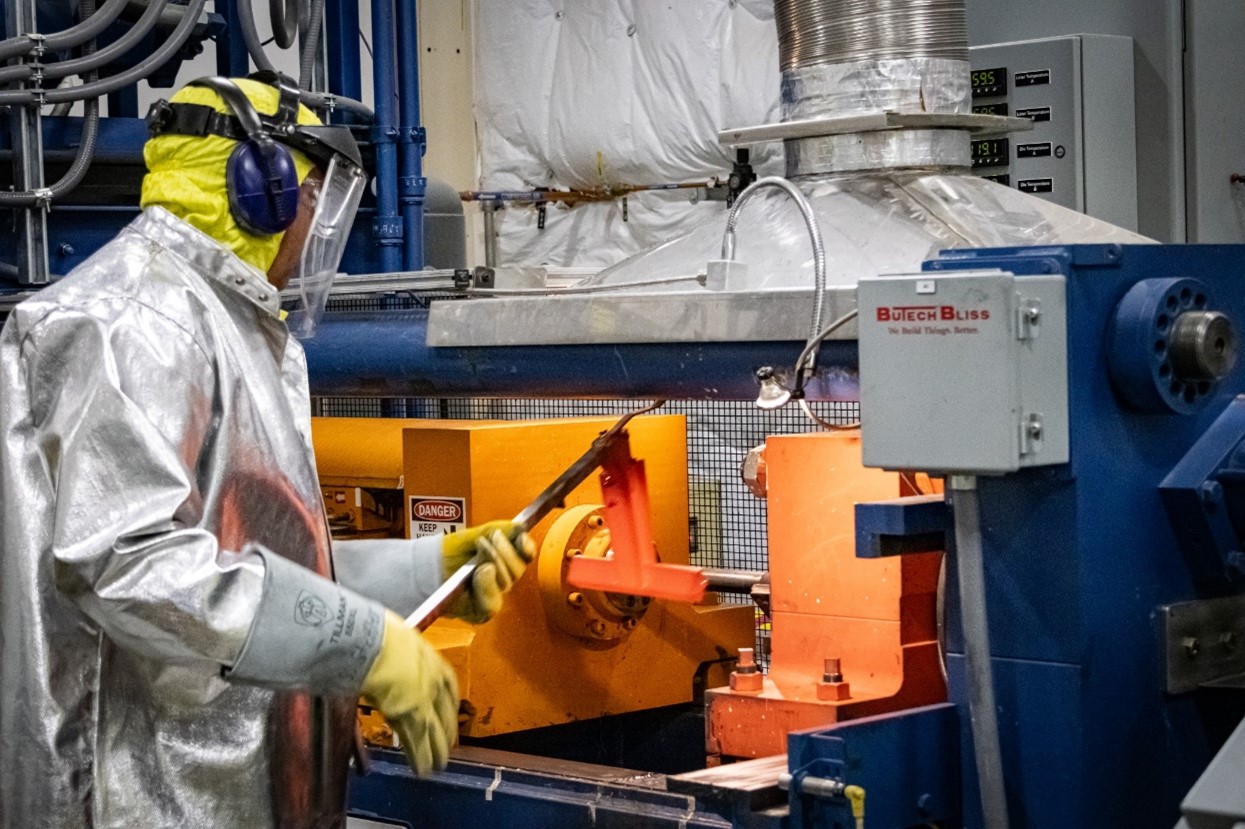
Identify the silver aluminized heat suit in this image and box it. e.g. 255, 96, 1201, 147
0, 207, 443, 829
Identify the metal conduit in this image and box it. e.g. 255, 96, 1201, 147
773, 0, 968, 69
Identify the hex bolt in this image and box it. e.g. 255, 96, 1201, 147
735, 647, 758, 674
1028, 421, 1043, 440
588, 620, 607, 637
567, 592, 584, 608
587, 515, 605, 530
1220, 631, 1238, 652
1184, 637, 1201, 658
822, 657, 843, 683
622, 616, 638, 630
1026, 307, 1041, 324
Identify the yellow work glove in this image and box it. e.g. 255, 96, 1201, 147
441, 520, 537, 623
360, 611, 459, 776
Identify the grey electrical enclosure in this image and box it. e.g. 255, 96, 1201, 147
857, 272, 1070, 475
969, 34, 1138, 232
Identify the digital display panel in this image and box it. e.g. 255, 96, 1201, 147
973, 102, 1009, 116
971, 67, 1008, 98
970, 137, 1010, 168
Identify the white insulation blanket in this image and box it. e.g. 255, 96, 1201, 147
473, 0, 784, 268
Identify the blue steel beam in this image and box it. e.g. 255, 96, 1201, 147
349, 750, 737, 829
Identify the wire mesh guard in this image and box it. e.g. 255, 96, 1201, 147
317, 395, 861, 669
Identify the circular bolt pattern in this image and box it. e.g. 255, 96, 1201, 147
1109, 278, 1230, 414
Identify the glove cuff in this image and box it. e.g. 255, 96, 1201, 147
226, 549, 384, 694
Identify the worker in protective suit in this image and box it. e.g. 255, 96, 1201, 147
0, 73, 534, 829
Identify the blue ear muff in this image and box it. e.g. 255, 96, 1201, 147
227, 137, 300, 236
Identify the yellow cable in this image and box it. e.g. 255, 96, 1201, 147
845, 785, 866, 829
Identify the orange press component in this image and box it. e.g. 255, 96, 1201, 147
565, 432, 707, 603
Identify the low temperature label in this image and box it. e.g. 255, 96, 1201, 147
409, 496, 466, 538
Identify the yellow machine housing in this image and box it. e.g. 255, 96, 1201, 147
311, 415, 755, 738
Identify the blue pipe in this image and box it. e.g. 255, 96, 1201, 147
369, 0, 401, 271
394, 0, 425, 270
324, 0, 363, 108
303, 311, 861, 401
215, 1, 251, 77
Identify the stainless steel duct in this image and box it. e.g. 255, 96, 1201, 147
774, 0, 969, 70
774, 0, 973, 175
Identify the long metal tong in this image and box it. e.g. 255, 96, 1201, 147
403, 400, 666, 631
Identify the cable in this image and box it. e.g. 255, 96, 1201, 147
791, 307, 857, 396
797, 399, 860, 430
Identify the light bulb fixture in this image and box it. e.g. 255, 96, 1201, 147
755, 366, 792, 410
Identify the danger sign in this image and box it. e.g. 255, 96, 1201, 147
409, 496, 466, 538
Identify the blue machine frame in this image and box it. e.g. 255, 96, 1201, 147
344, 244, 1245, 829
0, 0, 426, 280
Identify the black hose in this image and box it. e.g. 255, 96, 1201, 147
298, 0, 324, 90
0, 0, 101, 206
302, 90, 372, 120
237, 0, 277, 72
38, 0, 205, 104
0, 0, 127, 62
238, 0, 371, 119
43, 0, 130, 51
269, 0, 298, 49
0, 0, 167, 85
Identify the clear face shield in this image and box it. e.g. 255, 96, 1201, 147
284, 154, 368, 339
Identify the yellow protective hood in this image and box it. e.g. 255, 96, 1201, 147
141, 78, 319, 274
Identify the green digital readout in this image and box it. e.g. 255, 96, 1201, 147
973, 102, 1009, 116
970, 137, 1009, 168
971, 66, 1008, 98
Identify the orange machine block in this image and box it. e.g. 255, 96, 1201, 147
704, 431, 945, 759
398, 416, 755, 738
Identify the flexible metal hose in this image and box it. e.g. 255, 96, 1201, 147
951, 476, 1011, 829
269, 0, 298, 49
237, 0, 277, 72
0, 0, 167, 84
39, 0, 203, 103
773, 0, 968, 69
298, 0, 325, 90
0, 0, 101, 206
238, 0, 371, 119
721, 176, 827, 340
0, 0, 128, 62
